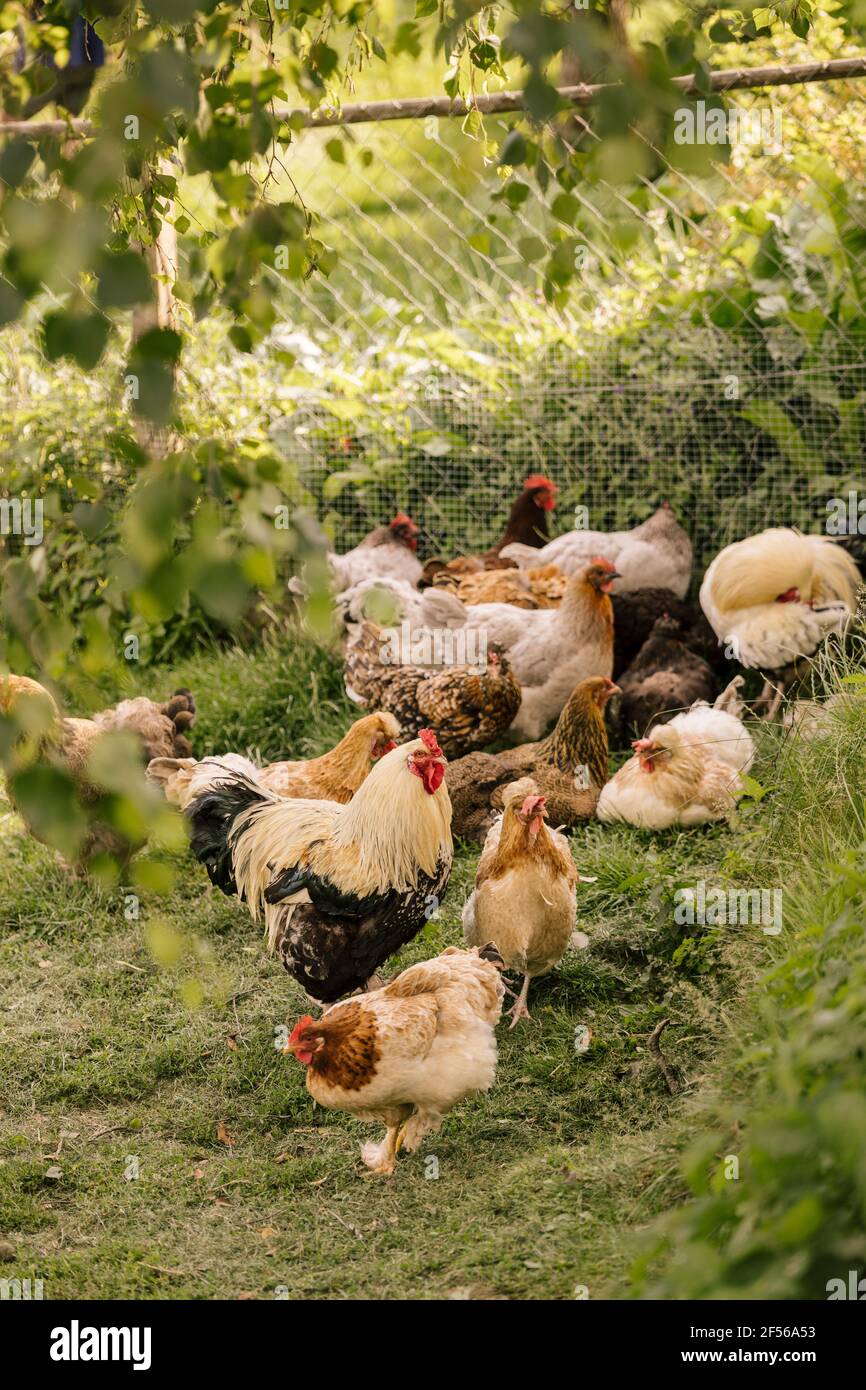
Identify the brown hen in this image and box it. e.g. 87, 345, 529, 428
445, 675, 617, 842
344, 623, 521, 758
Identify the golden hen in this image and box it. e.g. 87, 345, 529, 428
462, 778, 578, 1027
147, 711, 398, 809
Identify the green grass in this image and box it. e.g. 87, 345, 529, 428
0, 635, 864, 1300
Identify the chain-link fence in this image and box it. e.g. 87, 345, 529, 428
249, 67, 866, 571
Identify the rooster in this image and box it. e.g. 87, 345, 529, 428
420, 475, 558, 583
186, 730, 452, 1002
344, 626, 521, 758
284, 946, 503, 1175
147, 712, 399, 809
463, 779, 578, 1027
0, 675, 196, 866
501, 501, 692, 598
445, 675, 617, 842
700, 527, 862, 717
597, 677, 754, 829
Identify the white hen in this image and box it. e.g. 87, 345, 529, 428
328, 514, 423, 590
336, 575, 467, 634
700, 527, 861, 716
501, 502, 692, 598
597, 677, 754, 829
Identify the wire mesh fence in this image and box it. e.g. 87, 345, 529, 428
248, 68, 866, 570
3, 66, 866, 581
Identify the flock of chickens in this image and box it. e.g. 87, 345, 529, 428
2, 477, 863, 1177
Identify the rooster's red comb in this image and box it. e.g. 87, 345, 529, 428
418, 728, 443, 757
524, 474, 556, 492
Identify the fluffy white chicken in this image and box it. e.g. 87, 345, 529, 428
284, 946, 503, 1176
597, 677, 754, 829
463, 778, 579, 1027
336, 575, 466, 633
700, 528, 861, 716
326, 514, 423, 591
501, 502, 692, 598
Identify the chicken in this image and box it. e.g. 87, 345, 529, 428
501, 501, 692, 598
343, 625, 521, 757
432, 563, 567, 610
782, 686, 866, 741
463, 779, 579, 1027
613, 614, 718, 738
326, 513, 422, 591
419, 475, 558, 583
597, 677, 754, 829
335, 576, 467, 633
0, 675, 196, 865
445, 676, 617, 842
147, 712, 399, 809
185, 730, 453, 1002
611, 588, 728, 680
283, 945, 503, 1176
440, 558, 617, 741
433, 567, 539, 609
699, 527, 862, 717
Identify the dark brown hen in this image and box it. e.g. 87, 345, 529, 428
420, 475, 558, 584
613, 615, 717, 739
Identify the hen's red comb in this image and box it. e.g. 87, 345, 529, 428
524, 473, 556, 492
288, 1015, 315, 1047
391, 512, 418, 531
590, 555, 617, 571
418, 728, 443, 757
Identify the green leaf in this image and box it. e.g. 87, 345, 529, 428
518, 236, 546, 263
42, 310, 110, 369
551, 192, 580, 225
96, 250, 152, 309
0, 138, 36, 190
498, 129, 527, 167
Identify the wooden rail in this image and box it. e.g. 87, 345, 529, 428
1, 57, 865, 138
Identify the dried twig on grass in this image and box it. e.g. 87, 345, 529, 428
647, 1018, 680, 1094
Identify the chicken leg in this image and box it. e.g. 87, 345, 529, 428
756, 677, 785, 721
507, 974, 533, 1029
361, 1124, 401, 1176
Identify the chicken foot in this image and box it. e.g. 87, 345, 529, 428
507, 974, 533, 1029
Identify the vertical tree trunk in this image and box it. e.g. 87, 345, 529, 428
131, 160, 179, 455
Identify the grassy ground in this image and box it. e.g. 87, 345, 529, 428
0, 635, 862, 1301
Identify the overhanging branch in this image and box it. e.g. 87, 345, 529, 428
1, 56, 865, 138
